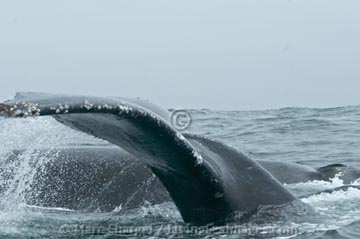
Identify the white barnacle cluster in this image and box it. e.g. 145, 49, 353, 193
12, 102, 41, 117
83, 99, 94, 110
139, 110, 151, 120
117, 104, 133, 114
140, 110, 147, 116
102, 104, 113, 111
193, 150, 204, 165
64, 104, 69, 113
82, 100, 116, 112
53, 104, 70, 114
149, 112, 162, 126
7, 104, 17, 115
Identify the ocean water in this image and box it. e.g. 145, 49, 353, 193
1, 106, 360, 238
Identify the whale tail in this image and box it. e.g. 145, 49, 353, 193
0, 92, 300, 225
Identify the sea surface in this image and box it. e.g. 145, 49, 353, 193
1, 106, 360, 238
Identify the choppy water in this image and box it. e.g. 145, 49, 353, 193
1, 106, 360, 238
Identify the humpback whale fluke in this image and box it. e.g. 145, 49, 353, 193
0, 92, 301, 225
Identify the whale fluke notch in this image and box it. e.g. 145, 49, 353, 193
0, 92, 300, 225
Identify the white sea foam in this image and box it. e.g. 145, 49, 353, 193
302, 187, 360, 204
285, 173, 360, 197
0, 117, 81, 211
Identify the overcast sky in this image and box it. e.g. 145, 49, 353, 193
0, 0, 359, 110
